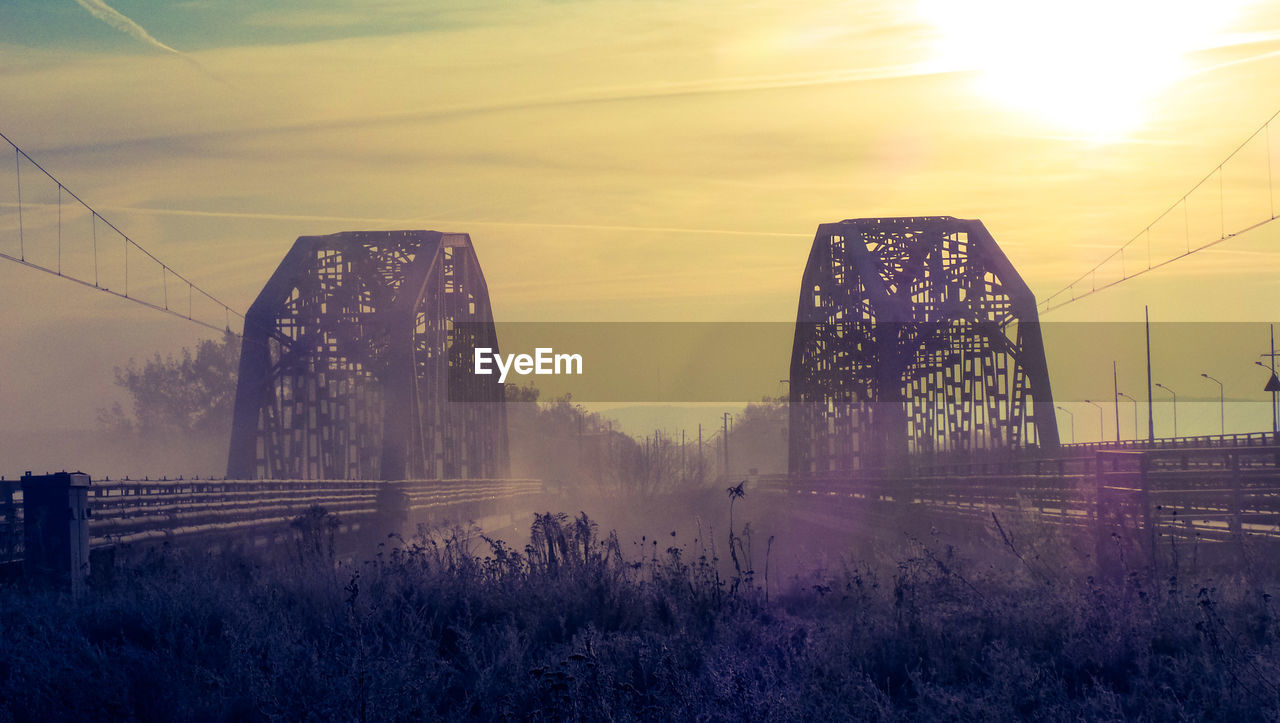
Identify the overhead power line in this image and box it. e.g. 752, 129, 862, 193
0, 130, 244, 336
1040, 107, 1280, 314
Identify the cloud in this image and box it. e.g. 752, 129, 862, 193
10, 1, 1278, 323
79, 203, 811, 239
70, 0, 230, 83
21, 55, 957, 160
72, 0, 183, 55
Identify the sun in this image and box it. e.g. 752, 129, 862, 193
918, 0, 1252, 141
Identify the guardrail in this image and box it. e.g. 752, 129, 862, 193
1060, 431, 1280, 453
760, 446, 1280, 558
1, 477, 544, 571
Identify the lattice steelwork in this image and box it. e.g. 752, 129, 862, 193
227, 231, 507, 480
789, 217, 1057, 474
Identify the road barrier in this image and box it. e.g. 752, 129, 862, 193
0, 475, 543, 586
759, 445, 1280, 569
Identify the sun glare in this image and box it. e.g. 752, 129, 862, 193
918, 0, 1252, 141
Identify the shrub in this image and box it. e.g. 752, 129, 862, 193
0, 511, 1277, 720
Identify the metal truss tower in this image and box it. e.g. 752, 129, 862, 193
789, 217, 1058, 474
226, 231, 508, 480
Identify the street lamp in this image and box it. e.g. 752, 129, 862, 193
1084, 400, 1104, 443
1201, 373, 1224, 436
1056, 405, 1075, 443
1116, 391, 1139, 442
1261, 322, 1278, 435
1154, 382, 1177, 438
1255, 362, 1278, 434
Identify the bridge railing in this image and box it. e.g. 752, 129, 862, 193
1097, 447, 1280, 543
1061, 431, 1280, 453
89, 479, 384, 547
3, 477, 544, 566
91, 478, 543, 548
762, 446, 1280, 547
400, 479, 543, 514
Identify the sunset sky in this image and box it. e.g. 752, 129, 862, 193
3, 0, 1280, 446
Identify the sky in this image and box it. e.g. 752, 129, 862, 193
3, 0, 1280, 454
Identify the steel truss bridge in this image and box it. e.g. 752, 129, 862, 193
226, 230, 507, 482
789, 216, 1057, 474
4, 106, 1280, 570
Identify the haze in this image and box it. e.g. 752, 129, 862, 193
3, 0, 1280, 471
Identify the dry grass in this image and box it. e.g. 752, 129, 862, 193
1, 507, 1278, 721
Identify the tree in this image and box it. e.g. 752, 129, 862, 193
100, 332, 241, 436
505, 384, 643, 493
504, 382, 541, 403
729, 397, 788, 475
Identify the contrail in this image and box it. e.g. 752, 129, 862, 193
72, 0, 183, 55
71, 0, 230, 84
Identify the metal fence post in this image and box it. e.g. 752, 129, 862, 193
21, 472, 90, 596
1229, 452, 1244, 552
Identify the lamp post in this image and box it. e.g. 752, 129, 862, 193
1201, 373, 1224, 436
1056, 405, 1075, 443
1084, 400, 1104, 443
1154, 382, 1177, 439
1112, 361, 1121, 443
1116, 391, 1139, 442
1260, 324, 1280, 435
1255, 361, 1278, 435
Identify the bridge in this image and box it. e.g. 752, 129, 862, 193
3, 105, 1280, 585
789, 216, 1057, 473
226, 230, 507, 482
774, 209, 1280, 566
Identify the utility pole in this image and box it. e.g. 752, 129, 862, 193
722, 412, 731, 478
576, 409, 584, 487
1145, 306, 1155, 442
1112, 361, 1121, 443
697, 423, 703, 484
681, 428, 686, 485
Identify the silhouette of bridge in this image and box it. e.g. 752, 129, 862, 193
4, 106, 1280, 579
226, 230, 507, 482
789, 216, 1057, 474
